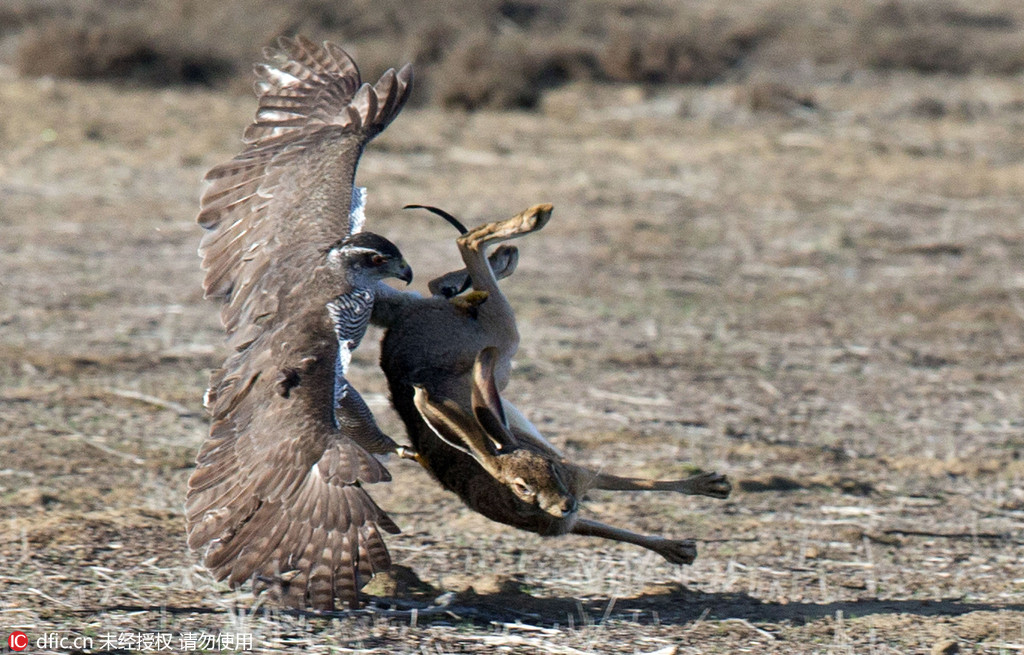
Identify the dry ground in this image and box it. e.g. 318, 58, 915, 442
1, 52, 1024, 654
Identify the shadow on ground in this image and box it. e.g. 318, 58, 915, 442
81, 586, 1024, 628
421, 585, 1024, 626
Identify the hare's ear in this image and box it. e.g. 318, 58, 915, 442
471, 347, 518, 452
413, 386, 502, 471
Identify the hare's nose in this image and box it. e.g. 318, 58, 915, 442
562, 497, 578, 516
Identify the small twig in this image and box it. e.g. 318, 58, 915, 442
720, 618, 776, 641
492, 622, 562, 635
98, 388, 195, 416
884, 528, 1020, 542
685, 607, 711, 633
18, 526, 30, 566
21, 587, 77, 609
642, 647, 678, 655
479, 634, 591, 655
116, 585, 150, 604
63, 433, 145, 465
600, 597, 617, 624
588, 388, 673, 407
571, 405, 630, 425
0, 384, 61, 400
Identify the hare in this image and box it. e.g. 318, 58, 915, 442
376, 204, 731, 565
188, 36, 726, 610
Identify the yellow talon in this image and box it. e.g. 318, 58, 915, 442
396, 446, 426, 468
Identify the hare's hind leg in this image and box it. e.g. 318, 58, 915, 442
571, 518, 697, 565
451, 204, 554, 381
457, 204, 553, 294
577, 469, 732, 500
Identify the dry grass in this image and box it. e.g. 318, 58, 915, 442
4, 0, 1024, 108
1, 8, 1024, 651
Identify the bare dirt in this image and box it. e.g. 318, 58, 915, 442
2, 9, 1024, 655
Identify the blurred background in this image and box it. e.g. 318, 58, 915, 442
3, 0, 1024, 109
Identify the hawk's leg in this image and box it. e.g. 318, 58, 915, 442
336, 388, 404, 456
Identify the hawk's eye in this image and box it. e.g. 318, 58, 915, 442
371, 254, 386, 266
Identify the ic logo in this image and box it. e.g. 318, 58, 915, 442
8, 631, 28, 651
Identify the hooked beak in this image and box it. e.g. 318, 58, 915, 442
396, 259, 413, 285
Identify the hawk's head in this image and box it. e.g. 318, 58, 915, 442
327, 232, 413, 287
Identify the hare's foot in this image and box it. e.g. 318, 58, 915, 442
681, 471, 732, 499
647, 537, 697, 565
458, 204, 553, 251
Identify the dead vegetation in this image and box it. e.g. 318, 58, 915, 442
853, 0, 1024, 75
4, 0, 1024, 108
1, 2, 1024, 652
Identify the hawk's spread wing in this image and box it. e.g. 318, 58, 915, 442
197, 35, 411, 351
186, 37, 412, 610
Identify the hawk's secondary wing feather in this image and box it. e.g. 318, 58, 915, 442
186, 37, 412, 610
186, 323, 399, 610
197, 35, 412, 349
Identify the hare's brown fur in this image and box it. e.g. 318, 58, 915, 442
377, 205, 731, 565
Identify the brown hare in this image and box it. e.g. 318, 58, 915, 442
377, 204, 732, 565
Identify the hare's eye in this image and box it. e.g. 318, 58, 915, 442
370, 254, 386, 266
511, 479, 535, 500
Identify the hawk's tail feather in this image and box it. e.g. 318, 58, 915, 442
192, 476, 395, 610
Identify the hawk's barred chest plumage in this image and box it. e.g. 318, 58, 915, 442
328, 287, 375, 403
328, 287, 375, 347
